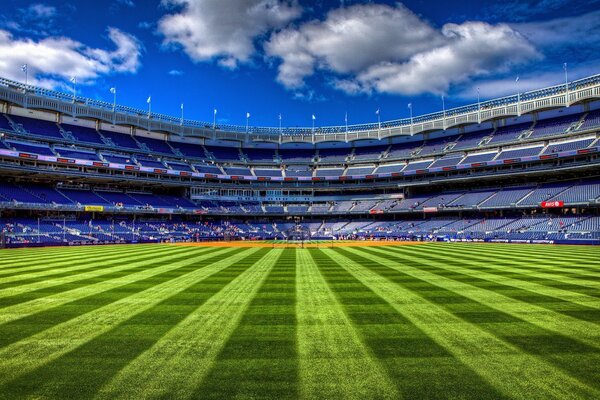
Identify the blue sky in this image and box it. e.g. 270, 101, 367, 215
0, 0, 599, 128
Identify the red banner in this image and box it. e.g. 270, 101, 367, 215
541, 201, 564, 208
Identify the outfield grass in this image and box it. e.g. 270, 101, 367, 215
0, 243, 599, 399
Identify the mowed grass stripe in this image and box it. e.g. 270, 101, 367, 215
96, 248, 284, 400
419, 244, 600, 285
0, 247, 225, 347
297, 248, 398, 400
358, 246, 600, 346
445, 243, 600, 260
0, 247, 258, 389
429, 243, 600, 277
0, 245, 161, 270
309, 248, 505, 399
0, 246, 203, 309
4, 248, 271, 400
193, 249, 299, 400
339, 247, 600, 391
324, 247, 600, 400
375, 246, 600, 322
0, 245, 175, 288
399, 245, 600, 299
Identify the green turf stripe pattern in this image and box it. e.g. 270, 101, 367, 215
96, 248, 283, 399
297, 248, 398, 400
323, 247, 600, 399
0, 247, 257, 389
193, 248, 299, 399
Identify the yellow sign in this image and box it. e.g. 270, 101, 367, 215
84, 205, 105, 212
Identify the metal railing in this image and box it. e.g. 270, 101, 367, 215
0, 73, 599, 143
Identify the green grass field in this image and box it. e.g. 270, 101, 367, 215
0, 243, 599, 399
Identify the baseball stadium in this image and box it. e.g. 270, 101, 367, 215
0, 1, 599, 399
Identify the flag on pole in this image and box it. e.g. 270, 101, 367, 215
70, 76, 77, 83
21, 64, 27, 72
110, 87, 116, 94
312, 114, 316, 120
279, 113, 282, 120
345, 112, 348, 123
375, 108, 380, 115
147, 96, 151, 104
407, 103, 412, 109
563, 63, 567, 71
515, 76, 519, 83
181, 103, 184, 110
214, 108, 217, 115
246, 112, 250, 118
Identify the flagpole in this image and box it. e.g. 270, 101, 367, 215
246, 112, 250, 133
213, 109, 217, 130
441, 95, 446, 130
564, 63, 569, 106
181, 103, 184, 125
279, 113, 282, 134
408, 103, 413, 135
516, 77, 520, 116
477, 87, 481, 124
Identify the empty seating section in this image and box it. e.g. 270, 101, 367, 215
418, 137, 454, 155
548, 181, 600, 203
61, 123, 104, 144
194, 164, 222, 174
136, 156, 165, 169
170, 141, 204, 158
6, 140, 55, 156
376, 163, 405, 174
448, 191, 496, 207
519, 182, 572, 205
315, 168, 344, 177
429, 154, 464, 168
479, 187, 534, 208
99, 130, 140, 149
496, 146, 543, 159
529, 114, 581, 138
135, 136, 174, 155
224, 166, 251, 176
403, 160, 433, 171
243, 148, 276, 162
345, 165, 375, 175
55, 148, 100, 161
165, 161, 194, 172
452, 130, 493, 150
352, 146, 385, 161
8, 115, 63, 138
206, 146, 240, 161
286, 165, 312, 177
102, 153, 135, 165
488, 123, 531, 144
58, 188, 110, 205
386, 143, 414, 159
254, 168, 282, 177
577, 110, 600, 131
318, 148, 349, 163
279, 149, 315, 163
543, 138, 595, 153
459, 152, 497, 164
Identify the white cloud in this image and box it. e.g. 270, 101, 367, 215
158, 0, 301, 68
266, 3, 538, 95
25, 4, 57, 19
512, 10, 600, 47
0, 27, 142, 89
459, 62, 600, 100
168, 69, 183, 76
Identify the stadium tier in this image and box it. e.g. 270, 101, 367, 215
1, 75, 600, 246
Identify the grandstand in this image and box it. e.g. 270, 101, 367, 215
0, 74, 599, 246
